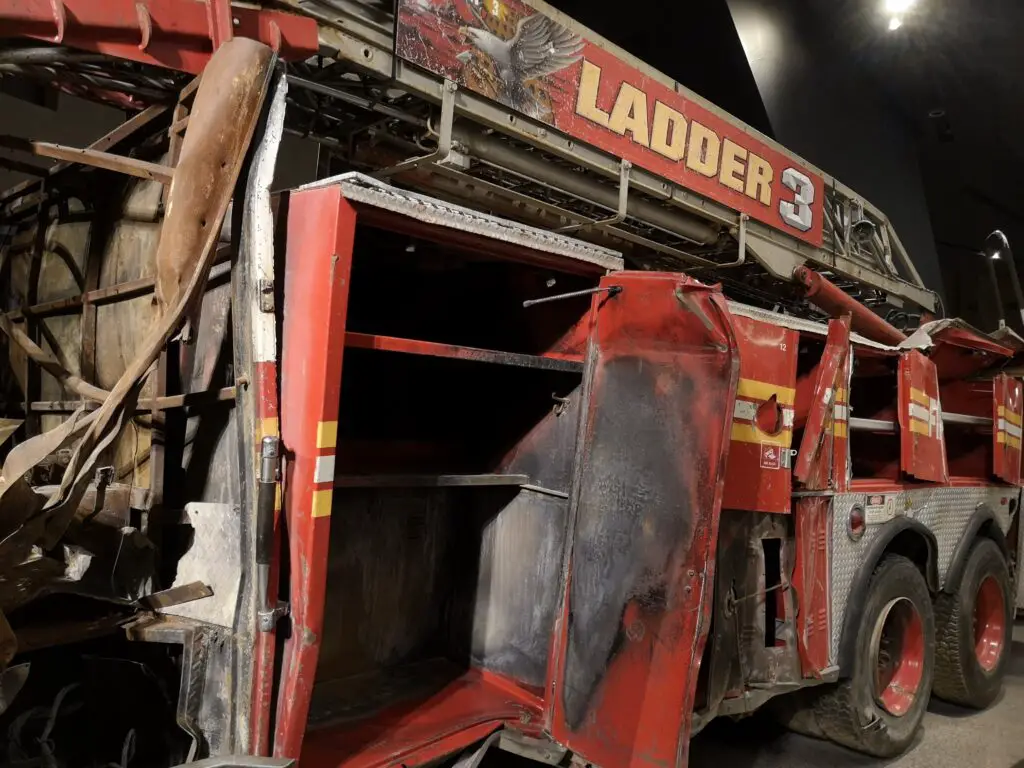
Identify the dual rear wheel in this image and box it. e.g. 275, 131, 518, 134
797, 541, 1011, 757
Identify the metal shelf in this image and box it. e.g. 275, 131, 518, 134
343, 332, 583, 373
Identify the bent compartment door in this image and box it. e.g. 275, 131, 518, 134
547, 273, 739, 768
897, 350, 948, 483
993, 373, 1023, 485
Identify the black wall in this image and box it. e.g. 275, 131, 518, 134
726, 0, 943, 299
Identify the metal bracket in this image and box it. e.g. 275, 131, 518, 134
257, 601, 290, 633
375, 79, 458, 179
558, 159, 631, 234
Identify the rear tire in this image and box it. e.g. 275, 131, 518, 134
933, 538, 1011, 708
812, 555, 934, 758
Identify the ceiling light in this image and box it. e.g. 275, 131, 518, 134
888, 16, 903, 31
885, 0, 915, 13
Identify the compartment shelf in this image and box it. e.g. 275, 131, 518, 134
344, 332, 583, 373
334, 473, 529, 489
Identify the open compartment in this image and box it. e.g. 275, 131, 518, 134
293, 180, 621, 768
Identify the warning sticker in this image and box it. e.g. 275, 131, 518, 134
760, 443, 782, 470
865, 494, 898, 525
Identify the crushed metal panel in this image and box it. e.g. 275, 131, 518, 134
548, 273, 739, 768
897, 350, 948, 483
299, 172, 623, 273
163, 503, 241, 629
793, 497, 832, 677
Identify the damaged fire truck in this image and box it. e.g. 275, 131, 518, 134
0, 1, 1019, 767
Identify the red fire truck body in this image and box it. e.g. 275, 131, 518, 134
266, 177, 1019, 768
0, 2, 1018, 768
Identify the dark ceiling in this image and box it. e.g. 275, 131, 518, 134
803, 0, 1024, 325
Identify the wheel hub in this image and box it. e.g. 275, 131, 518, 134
973, 575, 1006, 673
870, 597, 925, 717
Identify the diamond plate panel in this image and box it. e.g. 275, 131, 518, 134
830, 486, 1015, 662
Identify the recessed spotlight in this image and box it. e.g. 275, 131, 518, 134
885, 0, 914, 13
888, 16, 903, 30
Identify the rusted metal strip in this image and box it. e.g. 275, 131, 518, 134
0, 137, 174, 184
0, 314, 109, 402
137, 581, 213, 611
0, 103, 170, 207
8, 260, 232, 321
30, 386, 237, 413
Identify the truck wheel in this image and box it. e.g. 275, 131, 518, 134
933, 538, 1011, 708
813, 555, 934, 757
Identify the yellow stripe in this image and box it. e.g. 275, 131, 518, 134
998, 405, 1022, 426
997, 432, 1021, 450
736, 378, 796, 406
909, 418, 931, 436
317, 420, 338, 449
832, 422, 848, 439
731, 423, 793, 447
910, 387, 930, 406
259, 417, 279, 440
275, 484, 282, 512
835, 388, 848, 404
311, 488, 334, 518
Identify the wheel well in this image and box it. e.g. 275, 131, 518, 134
977, 518, 1011, 562
837, 519, 938, 674
943, 508, 1011, 593
885, 528, 938, 592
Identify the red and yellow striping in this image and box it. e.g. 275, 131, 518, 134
908, 386, 941, 438
832, 387, 848, 439
312, 420, 337, 518
997, 404, 1022, 450
730, 378, 796, 448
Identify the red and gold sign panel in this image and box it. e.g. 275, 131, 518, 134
396, 0, 826, 246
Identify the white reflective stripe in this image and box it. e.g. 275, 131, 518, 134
732, 401, 795, 428
734, 400, 757, 421
314, 454, 336, 484
834, 404, 849, 421
909, 402, 930, 422
999, 419, 1024, 439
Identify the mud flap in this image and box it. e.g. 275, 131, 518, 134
547, 273, 739, 768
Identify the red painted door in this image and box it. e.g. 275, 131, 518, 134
721, 315, 799, 513
993, 373, 1023, 484
898, 350, 948, 483
793, 316, 851, 489
546, 273, 739, 768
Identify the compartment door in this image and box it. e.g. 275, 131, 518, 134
793, 316, 851, 488
898, 351, 948, 483
993, 373, 1023, 484
721, 316, 799, 513
548, 273, 739, 768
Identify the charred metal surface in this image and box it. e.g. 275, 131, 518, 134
467, 384, 583, 686
550, 273, 740, 768
317, 488, 455, 687
715, 511, 802, 694
470, 489, 567, 686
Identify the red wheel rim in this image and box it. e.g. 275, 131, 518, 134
974, 576, 1006, 673
871, 597, 925, 717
